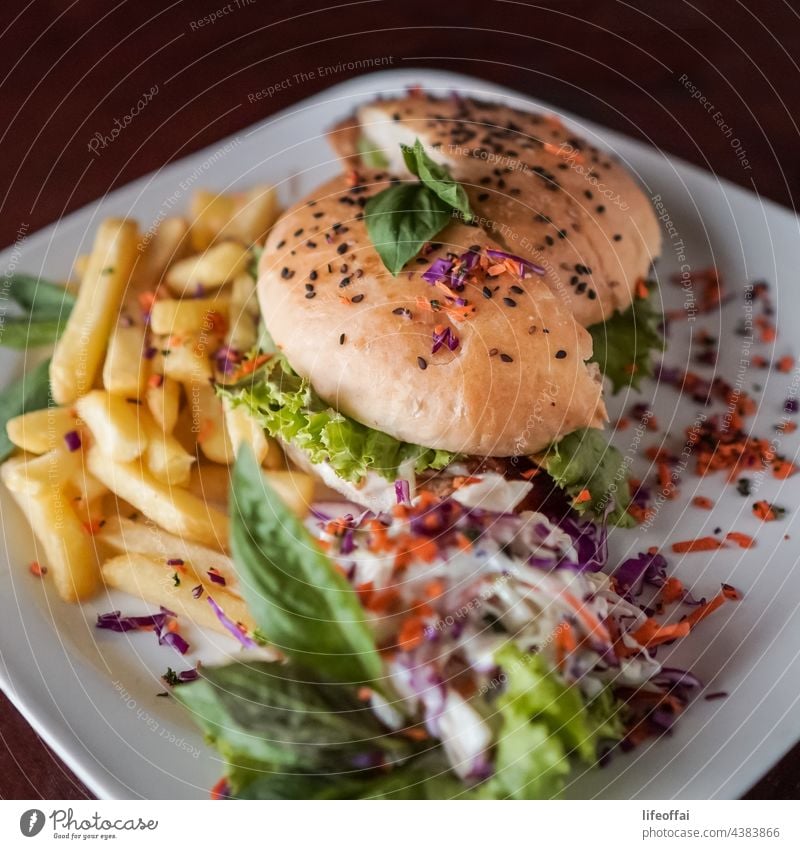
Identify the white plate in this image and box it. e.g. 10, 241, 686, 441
2, 68, 799, 800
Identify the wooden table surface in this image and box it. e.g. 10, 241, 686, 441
1, 0, 799, 799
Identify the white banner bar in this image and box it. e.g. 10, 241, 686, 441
0, 800, 796, 848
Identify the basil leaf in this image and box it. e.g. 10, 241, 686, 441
401, 138, 473, 219
2, 273, 76, 319
0, 318, 68, 348
0, 358, 53, 461
174, 660, 410, 783
356, 135, 389, 169
364, 183, 451, 275
230, 446, 383, 684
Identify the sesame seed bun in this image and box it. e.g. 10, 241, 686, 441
258, 172, 606, 457
328, 92, 661, 327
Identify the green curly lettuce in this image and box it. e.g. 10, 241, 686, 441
541, 427, 634, 527
220, 354, 456, 483
483, 644, 623, 800
588, 287, 663, 394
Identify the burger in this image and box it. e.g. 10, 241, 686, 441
223, 91, 662, 522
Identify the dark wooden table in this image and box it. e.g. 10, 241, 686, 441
1, 0, 799, 799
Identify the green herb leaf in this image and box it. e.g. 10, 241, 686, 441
174, 660, 411, 790
0, 358, 54, 462
541, 427, 634, 526
588, 287, 663, 393
2, 273, 76, 319
364, 182, 451, 275
356, 135, 389, 169
0, 318, 69, 349
220, 353, 456, 482
400, 138, 473, 219
483, 644, 622, 799
230, 446, 383, 684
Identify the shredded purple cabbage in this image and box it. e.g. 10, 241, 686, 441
207, 570, 226, 586
63, 430, 82, 452
394, 479, 411, 505
431, 325, 459, 354
96, 610, 169, 633
208, 596, 256, 648
485, 249, 545, 277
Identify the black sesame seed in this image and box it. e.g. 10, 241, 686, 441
351, 293, 364, 303
293, 228, 304, 237
312, 211, 324, 219
576, 282, 587, 293
477, 193, 489, 202
339, 276, 351, 288
489, 348, 499, 356
500, 353, 513, 363
503, 297, 517, 308
340, 264, 348, 273
337, 243, 348, 255
417, 357, 428, 370
276, 239, 286, 249
482, 286, 493, 299
587, 290, 597, 300
596, 205, 605, 213
281, 267, 294, 279
545, 235, 554, 246
306, 240, 317, 249
584, 190, 593, 199
339, 333, 346, 345
613, 234, 622, 241
510, 285, 523, 295
555, 349, 567, 359
305, 283, 314, 291
309, 270, 318, 281
305, 291, 316, 299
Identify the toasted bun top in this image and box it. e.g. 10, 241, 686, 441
258, 172, 606, 457
328, 92, 661, 327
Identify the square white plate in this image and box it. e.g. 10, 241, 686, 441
2, 68, 799, 800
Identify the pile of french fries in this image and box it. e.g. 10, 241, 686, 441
1, 184, 314, 641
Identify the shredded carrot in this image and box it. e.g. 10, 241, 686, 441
776, 355, 795, 373
555, 621, 577, 668
197, 418, 214, 444
210, 777, 229, 800
147, 373, 163, 388
400, 726, 429, 741
635, 278, 649, 299
397, 616, 426, 651
753, 500, 778, 521
726, 531, 755, 549
691, 495, 714, 509
29, 561, 46, 577
82, 519, 103, 536
671, 537, 724, 553
573, 488, 592, 505
424, 579, 446, 599
660, 576, 685, 604
633, 619, 691, 646
684, 585, 741, 628
357, 687, 372, 701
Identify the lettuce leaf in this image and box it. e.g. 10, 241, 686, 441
483, 644, 622, 800
588, 288, 663, 393
541, 427, 634, 527
220, 354, 456, 483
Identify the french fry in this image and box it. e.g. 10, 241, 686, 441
188, 461, 231, 508
97, 514, 238, 592
150, 297, 228, 336
6, 406, 79, 454
165, 242, 249, 296
141, 416, 195, 486
220, 185, 280, 245
190, 382, 234, 465
137, 216, 191, 286
100, 553, 255, 640
225, 272, 259, 353
102, 324, 149, 397
75, 390, 148, 462
160, 338, 213, 384
86, 446, 229, 549
1, 447, 82, 495
1, 457, 99, 601
222, 398, 267, 465
145, 376, 181, 434
189, 191, 236, 252
263, 469, 314, 516
50, 218, 139, 403
66, 467, 108, 526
